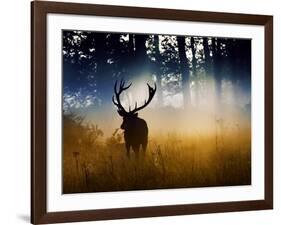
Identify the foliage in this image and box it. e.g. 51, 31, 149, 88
63, 113, 103, 153
63, 115, 251, 193
62, 30, 251, 111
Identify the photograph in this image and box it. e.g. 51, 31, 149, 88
31, 2, 273, 223
62, 30, 252, 194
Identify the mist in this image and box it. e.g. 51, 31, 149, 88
62, 30, 251, 193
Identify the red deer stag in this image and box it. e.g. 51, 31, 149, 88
112, 79, 156, 158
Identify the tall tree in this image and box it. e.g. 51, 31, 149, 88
190, 37, 198, 105
128, 34, 135, 58
212, 38, 223, 103
153, 35, 163, 106
203, 37, 211, 74
225, 38, 251, 106
134, 34, 147, 62
177, 36, 190, 108
94, 33, 110, 104
133, 34, 150, 77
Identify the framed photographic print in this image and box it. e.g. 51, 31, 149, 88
31, 1, 273, 224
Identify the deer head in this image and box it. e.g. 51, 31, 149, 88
112, 79, 156, 129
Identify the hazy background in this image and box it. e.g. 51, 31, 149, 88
62, 30, 252, 193
63, 31, 251, 138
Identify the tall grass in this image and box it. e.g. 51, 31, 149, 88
63, 113, 251, 194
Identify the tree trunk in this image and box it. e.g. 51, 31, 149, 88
212, 38, 223, 104
177, 36, 190, 108
154, 35, 163, 106
94, 33, 110, 105
128, 34, 135, 58
203, 37, 211, 74
191, 37, 198, 105
134, 34, 148, 63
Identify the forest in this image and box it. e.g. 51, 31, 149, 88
62, 30, 251, 193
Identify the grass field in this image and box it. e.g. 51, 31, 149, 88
63, 113, 251, 193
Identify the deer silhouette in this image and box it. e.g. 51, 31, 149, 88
112, 79, 156, 158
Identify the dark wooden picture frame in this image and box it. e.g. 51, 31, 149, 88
31, 1, 273, 224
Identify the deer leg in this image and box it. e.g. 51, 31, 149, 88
142, 140, 148, 154
133, 145, 140, 159
125, 143, 131, 158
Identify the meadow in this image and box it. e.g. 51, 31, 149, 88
63, 112, 251, 194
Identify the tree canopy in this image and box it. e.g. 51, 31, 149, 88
63, 30, 251, 113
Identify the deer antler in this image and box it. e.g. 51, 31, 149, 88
112, 79, 131, 116
112, 80, 157, 116
130, 83, 157, 114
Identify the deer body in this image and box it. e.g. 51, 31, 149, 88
122, 116, 148, 157
112, 79, 156, 158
